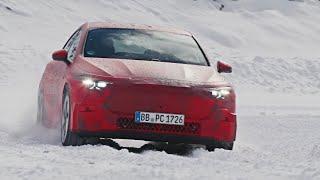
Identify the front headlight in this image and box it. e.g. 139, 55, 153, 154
82, 78, 112, 90
210, 87, 231, 99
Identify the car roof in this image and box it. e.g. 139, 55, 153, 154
84, 22, 192, 36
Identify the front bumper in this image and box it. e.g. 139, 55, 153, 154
72, 105, 237, 145
69, 81, 237, 145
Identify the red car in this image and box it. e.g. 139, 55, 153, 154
37, 22, 236, 150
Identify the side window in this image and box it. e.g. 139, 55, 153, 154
64, 30, 81, 62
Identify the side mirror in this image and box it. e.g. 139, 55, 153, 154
52, 49, 68, 63
217, 61, 232, 73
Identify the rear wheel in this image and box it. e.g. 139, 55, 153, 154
61, 86, 84, 146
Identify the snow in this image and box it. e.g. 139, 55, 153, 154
1, 107, 320, 180
0, 0, 320, 179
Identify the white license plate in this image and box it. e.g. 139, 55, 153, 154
135, 111, 185, 126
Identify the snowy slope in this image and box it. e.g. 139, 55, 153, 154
0, 0, 320, 179
1, 0, 320, 91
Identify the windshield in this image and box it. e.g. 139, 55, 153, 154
84, 28, 209, 66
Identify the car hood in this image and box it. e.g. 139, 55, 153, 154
79, 57, 229, 87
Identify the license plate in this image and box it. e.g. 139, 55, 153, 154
135, 111, 184, 126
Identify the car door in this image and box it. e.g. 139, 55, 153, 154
42, 29, 82, 126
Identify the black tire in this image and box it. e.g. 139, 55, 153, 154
37, 91, 45, 125
224, 142, 234, 150
206, 142, 234, 152
61, 86, 84, 146
206, 145, 216, 152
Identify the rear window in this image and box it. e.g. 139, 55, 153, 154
84, 28, 209, 66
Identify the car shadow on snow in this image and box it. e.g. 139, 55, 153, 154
86, 138, 203, 156
20, 124, 205, 156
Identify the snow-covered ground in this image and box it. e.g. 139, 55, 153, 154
0, 0, 320, 179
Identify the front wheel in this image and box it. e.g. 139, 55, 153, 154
36, 91, 44, 125
206, 142, 234, 152
61, 86, 84, 146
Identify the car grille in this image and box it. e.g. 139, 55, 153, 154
117, 118, 200, 135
